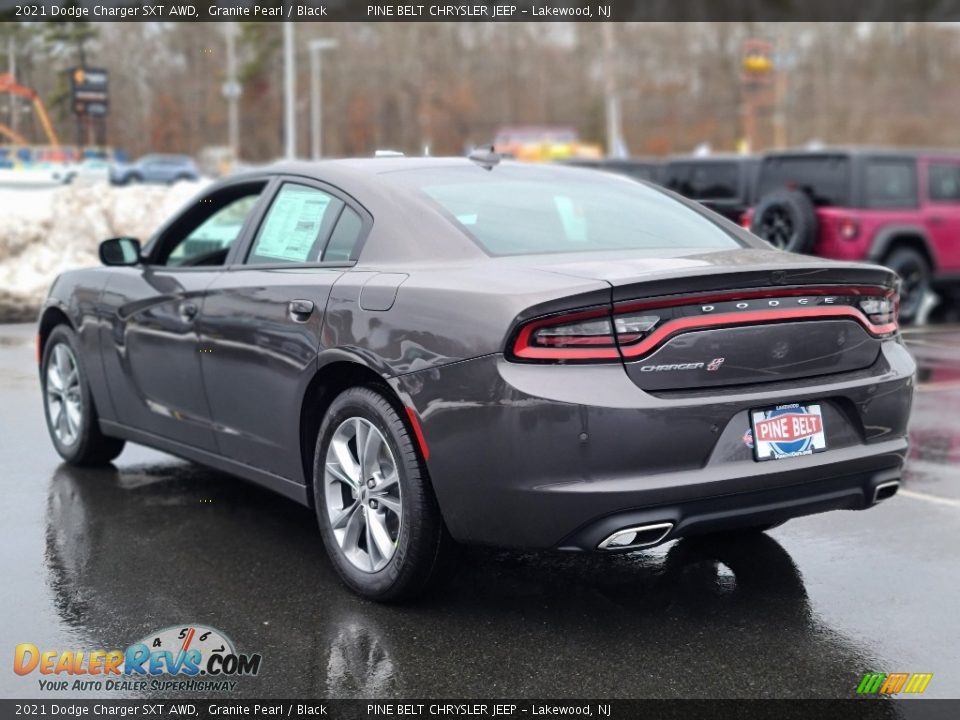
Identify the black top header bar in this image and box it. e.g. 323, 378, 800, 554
3, 0, 960, 22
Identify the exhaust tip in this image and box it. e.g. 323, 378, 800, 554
873, 481, 900, 504
598, 522, 673, 551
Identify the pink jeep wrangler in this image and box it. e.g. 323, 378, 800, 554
745, 149, 960, 322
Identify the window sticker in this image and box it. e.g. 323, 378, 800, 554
253, 187, 332, 262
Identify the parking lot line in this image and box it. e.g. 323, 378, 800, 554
899, 488, 960, 509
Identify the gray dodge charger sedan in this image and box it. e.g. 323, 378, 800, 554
38, 157, 914, 600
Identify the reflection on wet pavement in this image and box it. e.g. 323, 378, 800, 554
41, 462, 886, 699
904, 327, 960, 500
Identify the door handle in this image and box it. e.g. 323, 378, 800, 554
288, 299, 315, 322
179, 301, 198, 322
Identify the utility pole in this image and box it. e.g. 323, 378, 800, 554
601, 23, 625, 158
308, 38, 337, 160
7, 37, 16, 135
283, 22, 296, 159
223, 22, 241, 160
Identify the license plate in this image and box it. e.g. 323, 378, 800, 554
749, 403, 827, 462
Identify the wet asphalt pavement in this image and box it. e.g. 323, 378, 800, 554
1, 322, 958, 700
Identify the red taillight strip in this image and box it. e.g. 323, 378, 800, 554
615, 285, 895, 314
405, 406, 431, 461
619, 306, 897, 360
512, 307, 620, 360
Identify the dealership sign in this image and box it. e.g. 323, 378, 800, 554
69, 67, 109, 117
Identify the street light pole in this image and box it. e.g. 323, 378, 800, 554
601, 23, 625, 158
7, 37, 17, 135
283, 22, 296, 159
223, 22, 241, 159
309, 39, 337, 160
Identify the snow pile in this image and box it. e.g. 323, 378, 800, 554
0, 181, 207, 322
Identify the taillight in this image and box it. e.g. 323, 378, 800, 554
510, 287, 898, 363
511, 309, 619, 361
859, 294, 899, 327
511, 309, 662, 362
838, 217, 860, 240
739, 212, 752, 229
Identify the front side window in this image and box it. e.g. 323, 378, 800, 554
864, 159, 917, 208
392, 165, 741, 257
927, 163, 960, 202
247, 184, 343, 265
161, 189, 263, 267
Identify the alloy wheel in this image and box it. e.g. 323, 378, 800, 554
46, 343, 83, 446
324, 417, 402, 573
759, 207, 794, 249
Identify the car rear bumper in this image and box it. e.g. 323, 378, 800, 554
393, 339, 914, 550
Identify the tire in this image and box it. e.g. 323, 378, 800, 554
313, 386, 454, 601
41, 325, 125, 466
884, 246, 931, 325
750, 189, 819, 254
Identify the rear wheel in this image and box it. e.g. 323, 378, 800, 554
885, 246, 931, 325
313, 386, 454, 601
42, 325, 125, 466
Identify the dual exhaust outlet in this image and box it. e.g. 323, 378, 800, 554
597, 481, 900, 551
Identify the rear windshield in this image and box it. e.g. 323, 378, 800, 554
389, 165, 742, 257
662, 162, 741, 200
756, 155, 850, 206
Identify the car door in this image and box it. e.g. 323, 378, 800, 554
99, 179, 269, 451
923, 158, 960, 271
199, 177, 370, 483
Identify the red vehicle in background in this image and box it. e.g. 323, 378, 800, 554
745, 149, 960, 323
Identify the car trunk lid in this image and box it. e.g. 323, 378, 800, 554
512, 250, 899, 392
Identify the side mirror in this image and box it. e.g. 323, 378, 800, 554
99, 237, 142, 266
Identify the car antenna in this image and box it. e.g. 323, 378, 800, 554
468, 144, 501, 170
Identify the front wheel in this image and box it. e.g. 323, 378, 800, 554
42, 325, 126, 465
313, 386, 454, 601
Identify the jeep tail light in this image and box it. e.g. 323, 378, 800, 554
511, 309, 661, 362
838, 217, 859, 240
739, 212, 752, 229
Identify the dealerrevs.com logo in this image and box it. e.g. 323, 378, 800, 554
13, 624, 262, 692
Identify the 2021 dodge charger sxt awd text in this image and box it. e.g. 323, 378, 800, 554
38, 157, 914, 600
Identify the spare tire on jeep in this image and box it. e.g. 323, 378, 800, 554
750, 189, 818, 254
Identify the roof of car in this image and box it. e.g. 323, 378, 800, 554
260, 156, 504, 176
664, 154, 759, 164
763, 146, 960, 159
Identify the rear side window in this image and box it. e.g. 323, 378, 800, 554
247, 183, 343, 265
864, 159, 917, 208
756, 156, 850, 206
323, 207, 364, 261
664, 162, 740, 200
927, 163, 960, 202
